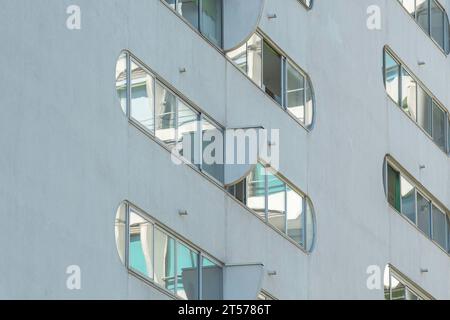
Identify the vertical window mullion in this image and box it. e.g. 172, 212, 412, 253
264, 167, 269, 223
198, 254, 203, 300
174, 239, 178, 296
284, 184, 288, 235
302, 196, 307, 248
125, 202, 130, 269
198, 114, 203, 170
281, 57, 287, 108
198, 0, 202, 34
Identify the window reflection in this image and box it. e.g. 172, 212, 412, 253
417, 192, 432, 238
417, 86, 433, 136
267, 170, 286, 234
401, 177, 416, 224
154, 228, 176, 293
129, 211, 154, 280
401, 68, 417, 120
201, 0, 222, 47
287, 62, 306, 123
432, 102, 446, 151
155, 82, 176, 144
263, 41, 282, 104
131, 60, 155, 133
176, 242, 199, 300
202, 116, 224, 183
247, 163, 267, 218
287, 187, 304, 246
385, 51, 400, 104
432, 205, 447, 250
178, 101, 199, 165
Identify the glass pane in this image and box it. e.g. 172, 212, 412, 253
155, 82, 176, 144
227, 43, 247, 74
401, 177, 416, 223
432, 205, 447, 250
164, 0, 176, 9
131, 60, 155, 132
416, 0, 430, 33
154, 228, 176, 293
201, 257, 223, 300
178, 101, 199, 165
202, 117, 224, 183
116, 53, 127, 115
178, 0, 199, 29
286, 62, 305, 123
287, 187, 304, 246
417, 86, 433, 136
385, 51, 400, 104
305, 78, 314, 127
390, 275, 406, 300
247, 163, 266, 218
417, 193, 431, 238
267, 170, 286, 234
305, 199, 315, 252
247, 34, 262, 87
176, 242, 199, 300
201, 0, 222, 47
401, 68, 417, 120
115, 203, 127, 265
387, 165, 401, 211
129, 211, 154, 280
401, 0, 417, 17
406, 288, 419, 300
263, 41, 282, 104
430, 0, 445, 49
432, 102, 446, 151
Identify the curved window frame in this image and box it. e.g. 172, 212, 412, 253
384, 156, 450, 256
227, 161, 317, 253
226, 30, 316, 131
397, 0, 450, 55
115, 201, 224, 300
383, 46, 450, 156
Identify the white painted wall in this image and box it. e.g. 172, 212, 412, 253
0, 0, 448, 299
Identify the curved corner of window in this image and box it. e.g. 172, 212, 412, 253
226, 161, 316, 253
396, 0, 450, 55
226, 32, 316, 131
384, 264, 433, 300
115, 201, 224, 300
383, 156, 450, 256
383, 46, 450, 156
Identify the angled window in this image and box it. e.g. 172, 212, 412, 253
384, 265, 432, 300
385, 157, 450, 254
398, 0, 450, 54
117, 51, 225, 184
383, 47, 450, 155
116, 202, 223, 300
228, 161, 316, 252
227, 32, 315, 129
163, 0, 223, 48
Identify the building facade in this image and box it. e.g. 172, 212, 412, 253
0, 0, 449, 300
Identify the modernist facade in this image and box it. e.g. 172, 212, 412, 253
0, 0, 450, 300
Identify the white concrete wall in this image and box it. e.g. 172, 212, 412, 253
0, 0, 449, 299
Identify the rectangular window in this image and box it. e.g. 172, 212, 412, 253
201, 116, 224, 183
286, 187, 305, 246
387, 164, 401, 212
177, 101, 199, 165
267, 170, 286, 234
286, 62, 306, 123
200, 0, 222, 47
247, 163, 266, 218
263, 41, 282, 104
176, 242, 199, 300
416, 0, 430, 33
131, 60, 155, 133
155, 82, 176, 144
432, 101, 446, 151
128, 211, 154, 280
432, 205, 447, 250
417, 192, 432, 238
430, 0, 445, 48
154, 228, 176, 293
177, 0, 200, 29
401, 68, 417, 120
401, 176, 416, 224
201, 257, 223, 300
417, 86, 433, 136
385, 51, 400, 104
247, 34, 263, 87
